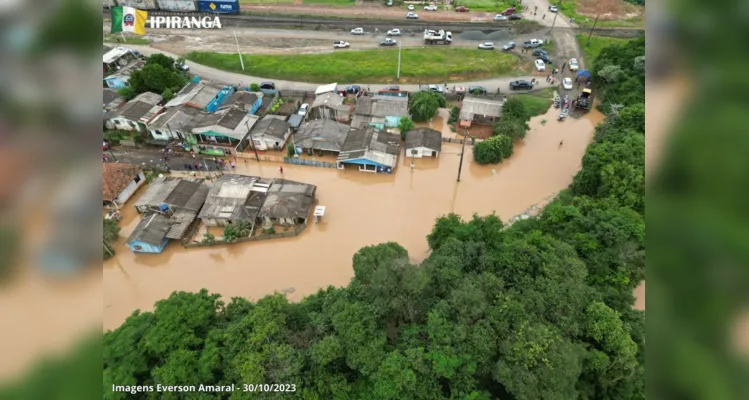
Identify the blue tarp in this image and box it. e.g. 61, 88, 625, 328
577, 70, 592, 80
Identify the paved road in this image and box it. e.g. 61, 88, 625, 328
106, 148, 235, 172
122, 43, 565, 93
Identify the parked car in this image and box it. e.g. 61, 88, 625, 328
103, 141, 110, 151
298, 103, 309, 116
350, 27, 364, 35
381, 38, 397, 46
494, 14, 507, 21
468, 85, 487, 94
346, 85, 362, 94
455, 5, 469, 12
424, 5, 438, 11
478, 42, 495, 50
501, 7, 516, 15
427, 84, 444, 93
333, 41, 350, 48
387, 28, 402, 36
383, 85, 400, 91
549, 5, 558, 12
502, 41, 516, 51
508, 14, 522, 20
455, 86, 466, 94
509, 80, 533, 90
532, 48, 548, 57
535, 59, 546, 71
259, 81, 275, 90
538, 53, 553, 64
562, 77, 573, 90
523, 38, 544, 48
406, 11, 419, 18
568, 58, 579, 71
174, 62, 189, 72
408, 4, 414, 10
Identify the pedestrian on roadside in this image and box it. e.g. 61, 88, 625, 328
279, 166, 284, 174
193, 162, 199, 170
231, 161, 236, 169
559, 140, 563, 146
577, 80, 580, 88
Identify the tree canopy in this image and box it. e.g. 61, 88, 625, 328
493, 97, 531, 140
128, 54, 188, 98
473, 135, 514, 164
409, 91, 445, 122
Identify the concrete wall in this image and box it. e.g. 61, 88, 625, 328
115, 172, 146, 206
406, 146, 438, 158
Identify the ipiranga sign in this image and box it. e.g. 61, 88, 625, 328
147, 16, 223, 29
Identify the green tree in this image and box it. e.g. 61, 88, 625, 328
398, 117, 415, 141
146, 53, 177, 70
250, 82, 260, 92
161, 88, 174, 103
116, 86, 135, 100
501, 96, 531, 123
103, 218, 120, 259
409, 91, 443, 122
473, 135, 513, 164
128, 63, 187, 97
493, 117, 528, 140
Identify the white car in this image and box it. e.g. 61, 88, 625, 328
350, 27, 364, 35
333, 41, 350, 48
494, 14, 507, 21
408, 4, 414, 10
387, 28, 402, 36
568, 58, 579, 71
406, 11, 419, 18
424, 5, 438, 11
562, 77, 573, 90
298, 103, 309, 115
535, 59, 546, 71
478, 42, 495, 50
549, 5, 558, 12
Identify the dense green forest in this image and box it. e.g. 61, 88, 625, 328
97, 37, 646, 400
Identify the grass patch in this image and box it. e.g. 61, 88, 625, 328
513, 87, 554, 116
576, 34, 637, 64
187, 48, 526, 83
460, 0, 522, 12
104, 34, 150, 45
553, 0, 644, 28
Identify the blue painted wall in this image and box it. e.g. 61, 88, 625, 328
127, 238, 168, 254
206, 86, 235, 113
104, 76, 127, 89
249, 97, 263, 115
338, 158, 394, 173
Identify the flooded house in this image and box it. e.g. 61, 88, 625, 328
309, 92, 349, 122
249, 116, 292, 151
103, 89, 126, 113
102, 163, 145, 208
126, 213, 171, 254
257, 179, 317, 227
104, 92, 163, 132
198, 174, 266, 227
336, 127, 401, 173
294, 119, 351, 157
405, 128, 442, 158
459, 96, 505, 139
351, 95, 409, 130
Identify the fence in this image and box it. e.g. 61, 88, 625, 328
278, 90, 316, 98
184, 221, 308, 248
284, 157, 337, 168
441, 137, 477, 146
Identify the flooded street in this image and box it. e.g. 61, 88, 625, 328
103, 106, 604, 330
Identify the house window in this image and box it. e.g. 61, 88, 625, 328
134, 174, 141, 183
133, 245, 143, 251
129, 121, 138, 129
155, 130, 163, 137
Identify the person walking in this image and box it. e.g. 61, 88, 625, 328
542, 13, 546, 19
279, 166, 284, 174
559, 140, 564, 147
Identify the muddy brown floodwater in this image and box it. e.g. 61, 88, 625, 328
103, 106, 605, 330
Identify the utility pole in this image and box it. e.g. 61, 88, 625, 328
547, 9, 559, 44
233, 30, 245, 71
245, 120, 260, 161
586, 14, 600, 44
396, 39, 402, 80
457, 129, 467, 182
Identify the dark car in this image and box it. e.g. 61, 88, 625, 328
532, 48, 548, 57
509, 80, 533, 90
346, 85, 362, 94
501, 7, 516, 15
468, 85, 487, 94
538, 53, 553, 64
383, 85, 400, 91
455, 5, 469, 12
259, 81, 276, 90
508, 14, 522, 20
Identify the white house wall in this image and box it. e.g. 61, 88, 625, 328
115, 172, 146, 205
149, 129, 184, 141
109, 117, 143, 132
406, 146, 438, 158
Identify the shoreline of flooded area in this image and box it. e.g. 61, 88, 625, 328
103, 106, 605, 330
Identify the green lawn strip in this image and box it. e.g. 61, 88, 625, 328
186, 48, 526, 83
513, 87, 554, 116
576, 34, 636, 65
553, 0, 644, 28
459, 0, 523, 13
104, 35, 150, 45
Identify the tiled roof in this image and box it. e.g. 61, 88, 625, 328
102, 163, 142, 202
405, 128, 442, 152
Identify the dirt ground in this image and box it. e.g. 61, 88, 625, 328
574, 0, 643, 19
241, 2, 498, 22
